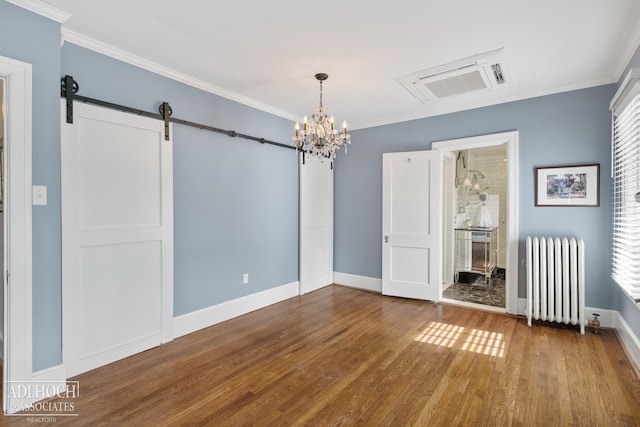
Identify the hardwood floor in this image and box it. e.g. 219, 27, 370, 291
2, 285, 640, 426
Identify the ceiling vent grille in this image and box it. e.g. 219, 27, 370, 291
396, 49, 508, 103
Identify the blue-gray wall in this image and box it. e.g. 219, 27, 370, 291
334, 85, 615, 309
0, 1, 298, 372
0, 1, 63, 372
1, 0, 639, 372
60, 45, 299, 316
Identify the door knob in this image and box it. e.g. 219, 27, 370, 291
384, 236, 389, 243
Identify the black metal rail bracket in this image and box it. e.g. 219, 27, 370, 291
159, 102, 172, 141
61, 75, 79, 124
59, 75, 295, 151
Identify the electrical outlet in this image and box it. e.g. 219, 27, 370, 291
243, 273, 249, 284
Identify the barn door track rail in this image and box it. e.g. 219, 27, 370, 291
61, 75, 295, 151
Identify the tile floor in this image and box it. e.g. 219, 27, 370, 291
442, 270, 506, 308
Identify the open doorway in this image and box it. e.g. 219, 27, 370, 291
443, 145, 507, 308
433, 131, 519, 315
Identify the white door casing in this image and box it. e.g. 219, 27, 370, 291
433, 131, 519, 314
1, 55, 36, 413
382, 150, 442, 301
62, 101, 173, 377
299, 155, 333, 294
442, 152, 456, 284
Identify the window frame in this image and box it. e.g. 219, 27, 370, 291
611, 68, 640, 303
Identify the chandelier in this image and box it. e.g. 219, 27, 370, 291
292, 73, 351, 160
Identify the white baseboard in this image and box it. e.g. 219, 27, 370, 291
32, 364, 67, 383
517, 298, 527, 316
516, 299, 617, 328
333, 272, 381, 293
585, 307, 617, 328
616, 311, 640, 372
173, 281, 299, 339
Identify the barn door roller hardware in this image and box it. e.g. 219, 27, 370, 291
61, 75, 162, 125
60, 75, 295, 150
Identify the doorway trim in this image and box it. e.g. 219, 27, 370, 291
432, 131, 519, 314
1, 55, 33, 412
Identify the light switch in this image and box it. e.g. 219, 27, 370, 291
32, 185, 47, 206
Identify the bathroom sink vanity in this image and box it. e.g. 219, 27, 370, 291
454, 226, 498, 284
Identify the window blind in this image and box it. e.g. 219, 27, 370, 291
612, 69, 640, 303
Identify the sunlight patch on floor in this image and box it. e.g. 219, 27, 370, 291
415, 321, 505, 358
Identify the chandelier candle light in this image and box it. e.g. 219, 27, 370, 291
293, 73, 351, 160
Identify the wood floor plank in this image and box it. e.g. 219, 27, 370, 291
2, 285, 639, 426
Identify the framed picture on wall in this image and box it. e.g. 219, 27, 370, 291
535, 163, 600, 207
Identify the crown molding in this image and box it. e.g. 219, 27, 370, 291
61, 29, 298, 123
613, 18, 640, 82
610, 68, 640, 113
6, 0, 71, 23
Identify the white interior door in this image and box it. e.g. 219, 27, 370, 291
62, 101, 173, 377
299, 155, 333, 294
382, 150, 442, 301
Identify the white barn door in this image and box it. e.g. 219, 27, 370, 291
61, 101, 173, 377
299, 156, 333, 294
382, 150, 442, 301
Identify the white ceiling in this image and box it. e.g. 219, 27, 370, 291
33, 0, 640, 129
